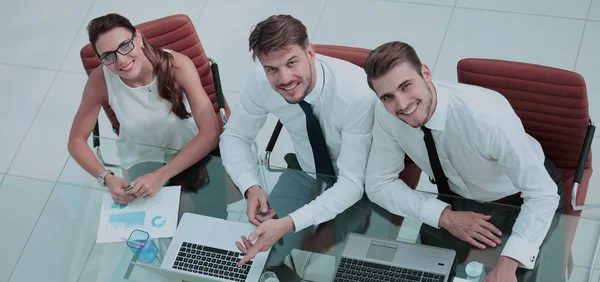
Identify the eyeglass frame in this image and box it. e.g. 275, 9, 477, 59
97, 32, 137, 66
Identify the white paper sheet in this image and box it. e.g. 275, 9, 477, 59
96, 186, 181, 243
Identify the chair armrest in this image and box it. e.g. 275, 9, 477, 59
208, 57, 227, 125
263, 120, 285, 171
572, 123, 596, 211
266, 120, 283, 153
93, 121, 100, 148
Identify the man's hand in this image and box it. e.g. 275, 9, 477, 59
244, 185, 276, 226
127, 171, 169, 199
105, 174, 136, 204
235, 216, 295, 266
483, 256, 519, 282
439, 207, 503, 249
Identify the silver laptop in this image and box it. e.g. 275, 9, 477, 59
135, 212, 270, 282
332, 233, 456, 282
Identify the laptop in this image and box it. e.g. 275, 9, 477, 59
332, 233, 456, 282
135, 212, 270, 282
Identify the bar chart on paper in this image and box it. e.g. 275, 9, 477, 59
96, 186, 181, 243
109, 211, 146, 229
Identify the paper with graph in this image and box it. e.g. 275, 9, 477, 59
96, 186, 181, 243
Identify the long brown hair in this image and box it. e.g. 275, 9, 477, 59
87, 13, 190, 119
249, 15, 309, 61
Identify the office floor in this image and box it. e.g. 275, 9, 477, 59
2, 0, 600, 281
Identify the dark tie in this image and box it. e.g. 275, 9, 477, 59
421, 126, 451, 195
299, 101, 336, 185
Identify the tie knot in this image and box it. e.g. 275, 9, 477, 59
421, 126, 431, 134
299, 100, 312, 114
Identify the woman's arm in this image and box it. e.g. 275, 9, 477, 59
68, 67, 111, 178
151, 51, 220, 182
68, 67, 134, 203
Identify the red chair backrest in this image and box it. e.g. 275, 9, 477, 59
457, 58, 592, 215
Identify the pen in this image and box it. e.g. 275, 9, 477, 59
121, 237, 145, 249
123, 182, 135, 191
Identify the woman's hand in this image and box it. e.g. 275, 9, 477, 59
105, 174, 136, 204
127, 172, 169, 199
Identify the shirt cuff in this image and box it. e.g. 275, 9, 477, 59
500, 234, 539, 269
288, 206, 314, 233
235, 171, 261, 197
420, 198, 450, 229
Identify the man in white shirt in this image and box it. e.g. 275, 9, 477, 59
219, 15, 377, 270
363, 41, 563, 282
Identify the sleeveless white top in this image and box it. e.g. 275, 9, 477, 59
103, 50, 198, 169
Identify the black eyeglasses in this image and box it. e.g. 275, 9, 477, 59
98, 32, 136, 66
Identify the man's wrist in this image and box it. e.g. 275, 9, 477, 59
244, 185, 260, 198
497, 256, 520, 270
438, 206, 452, 229
283, 216, 296, 233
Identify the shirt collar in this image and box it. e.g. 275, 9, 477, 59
303, 57, 325, 105
423, 81, 448, 131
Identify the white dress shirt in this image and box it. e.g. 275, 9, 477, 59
365, 80, 560, 269
220, 54, 378, 232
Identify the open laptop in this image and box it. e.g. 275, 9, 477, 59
135, 212, 270, 282
332, 233, 456, 282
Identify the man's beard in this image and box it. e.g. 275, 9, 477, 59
398, 82, 434, 128
282, 63, 313, 104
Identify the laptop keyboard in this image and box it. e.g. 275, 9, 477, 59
171, 241, 252, 282
334, 257, 446, 282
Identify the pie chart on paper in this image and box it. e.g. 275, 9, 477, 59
151, 215, 166, 228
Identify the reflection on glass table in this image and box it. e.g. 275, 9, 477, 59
49, 136, 600, 282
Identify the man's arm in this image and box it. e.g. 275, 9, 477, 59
286, 94, 377, 232
365, 107, 449, 228
219, 73, 269, 196
489, 112, 560, 269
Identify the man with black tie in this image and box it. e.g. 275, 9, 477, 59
363, 41, 563, 282
219, 15, 376, 270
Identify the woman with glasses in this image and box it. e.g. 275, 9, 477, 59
67, 13, 219, 204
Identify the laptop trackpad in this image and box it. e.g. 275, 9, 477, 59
209, 222, 249, 248
366, 242, 397, 262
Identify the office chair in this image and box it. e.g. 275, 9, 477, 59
263, 44, 422, 190
457, 58, 595, 281
80, 14, 230, 166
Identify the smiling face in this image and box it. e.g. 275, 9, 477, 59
371, 62, 437, 128
257, 44, 317, 104
94, 27, 145, 80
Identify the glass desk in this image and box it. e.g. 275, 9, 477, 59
15, 136, 598, 282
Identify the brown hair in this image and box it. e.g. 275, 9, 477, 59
248, 15, 309, 61
364, 41, 423, 91
88, 13, 190, 119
